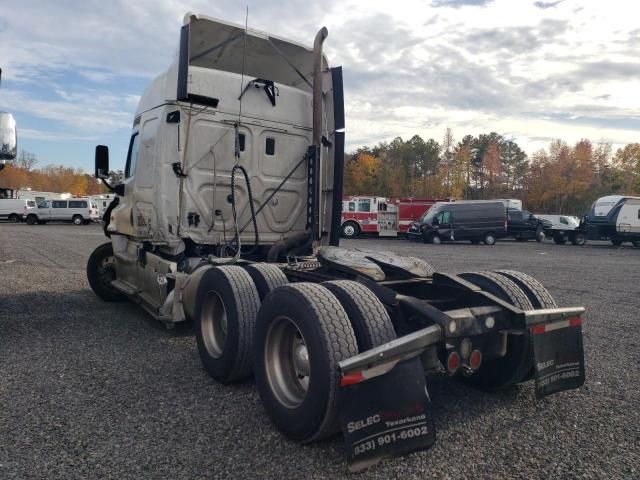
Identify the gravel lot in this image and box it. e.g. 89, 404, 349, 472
1, 223, 639, 479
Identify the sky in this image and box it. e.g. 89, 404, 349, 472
0, 0, 639, 172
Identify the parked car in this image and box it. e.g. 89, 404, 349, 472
26, 198, 100, 225
535, 214, 586, 245
0, 198, 37, 222
506, 209, 547, 242
407, 201, 507, 245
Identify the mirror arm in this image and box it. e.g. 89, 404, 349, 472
100, 178, 124, 196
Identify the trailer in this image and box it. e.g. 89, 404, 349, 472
86, 15, 586, 471
585, 195, 640, 247
340, 196, 446, 238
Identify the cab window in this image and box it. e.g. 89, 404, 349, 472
39, 201, 50, 208
440, 211, 452, 224
560, 217, 568, 224
125, 133, 140, 178
357, 200, 371, 212
52, 200, 67, 208
348, 202, 356, 212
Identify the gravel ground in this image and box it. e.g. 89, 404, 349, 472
1, 223, 639, 479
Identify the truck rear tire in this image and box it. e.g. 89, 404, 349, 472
86, 242, 128, 303
244, 263, 288, 301
571, 232, 586, 246
493, 270, 557, 309
254, 283, 358, 442
322, 280, 396, 352
194, 266, 260, 383
26, 214, 37, 225
458, 271, 534, 390
553, 234, 567, 244
8, 213, 19, 222
494, 270, 558, 382
341, 222, 360, 239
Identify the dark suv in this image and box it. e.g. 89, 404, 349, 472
507, 209, 549, 242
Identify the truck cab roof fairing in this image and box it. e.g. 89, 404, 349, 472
183, 14, 327, 92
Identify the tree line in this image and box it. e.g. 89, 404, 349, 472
0, 151, 109, 197
344, 130, 640, 215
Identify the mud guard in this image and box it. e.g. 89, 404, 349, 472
532, 317, 585, 397
338, 356, 435, 472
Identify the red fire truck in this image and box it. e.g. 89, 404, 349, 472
340, 196, 448, 238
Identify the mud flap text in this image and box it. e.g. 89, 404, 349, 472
532, 318, 585, 398
338, 357, 435, 472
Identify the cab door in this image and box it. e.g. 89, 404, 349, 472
436, 211, 454, 240
37, 201, 52, 220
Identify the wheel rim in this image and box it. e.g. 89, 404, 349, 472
201, 292, 228, 359
74, 217, 82, 224
265, 316, 310, 408
432, 236, 441, 244
486, 235, 495, 245
343, 225, 355, 237
99, 255, 117, 286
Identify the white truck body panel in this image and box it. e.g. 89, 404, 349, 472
535, 214, 580, 230
0, 199, 37, 220
109, 14, 336, 255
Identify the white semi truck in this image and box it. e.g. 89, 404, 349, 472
86, 14, 586, 470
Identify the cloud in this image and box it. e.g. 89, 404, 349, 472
431, 0, 493, 7
1, 0, 639, 165
534, 0, 564, 9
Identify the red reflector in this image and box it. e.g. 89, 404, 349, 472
469, 350, 482, 370
569, 317, 582, 327
340, 371, 364, 387
447, 352, 460, 373
532, 324, 546, 335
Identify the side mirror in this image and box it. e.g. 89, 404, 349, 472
0, 112, 17, 161
95, 145, 110, 179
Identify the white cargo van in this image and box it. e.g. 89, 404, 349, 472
0, 198, 37, 222
26, 198, 100, 225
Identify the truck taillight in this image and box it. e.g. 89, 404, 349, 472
469, 350, 482, 370
447, 352, 460, 373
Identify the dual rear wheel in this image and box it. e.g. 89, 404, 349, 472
458, 270, 557, 390
194, 265, 396, 442
194, 263, 555, 439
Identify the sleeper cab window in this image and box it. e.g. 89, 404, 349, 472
125, 133, 140, 178
265, 137, 275, 156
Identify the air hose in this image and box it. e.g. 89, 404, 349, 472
227, 163, 260, 257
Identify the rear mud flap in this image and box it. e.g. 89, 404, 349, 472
532, 318, 585, 398
338, 357, 435, 472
